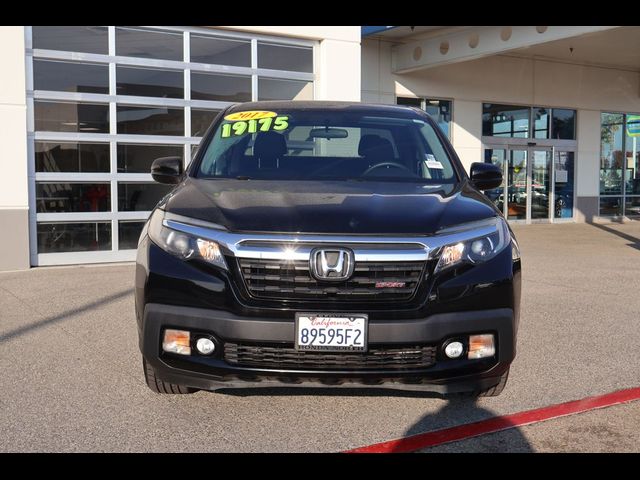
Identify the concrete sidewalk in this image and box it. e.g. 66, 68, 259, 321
1, 222, 639, 452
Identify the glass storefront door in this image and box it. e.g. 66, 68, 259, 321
483, 144, 573, 222
553, 150, 575, 220
507, 149, 528, 220
483, 148, 506, 214
530, 149, 552, 220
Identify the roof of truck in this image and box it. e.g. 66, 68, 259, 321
225, 100, 420, 115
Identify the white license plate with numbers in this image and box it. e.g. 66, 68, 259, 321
295, 313, 368, 352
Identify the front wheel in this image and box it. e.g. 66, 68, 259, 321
142, 358, 197, 394
477, 367, 510, 397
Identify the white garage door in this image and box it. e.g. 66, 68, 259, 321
26, 26, 315, 266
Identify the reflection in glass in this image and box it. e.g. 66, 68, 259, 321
396, 97, 422, 107
36, 183, 110, 213
551, 109, 576, 140
600, 197, 623, 216
531, 150, 551, 219
118, 221, 146, 249
257, 78, 313, 101
191, 72, 251, 102
191, 109, 220, 137
190, 35, 251, 66
483, 148, 506, 214
625, 115, 640, 196
32, 26, 109, 55
600, 113, 624, 196
115, 27, 183, 61
34, 60, 109, 94
35, 101, 109, 133
117, 144, 183, 173
118, 183, 173, 211
35, 142, 110, 173
533, 107, 549, 139
424, 99, 452, 139
257, 43, 313, 72
482, 104, 529, 138
37, 222, 111, 253
554, 151, 574, 219
507, 149, 527, 220
116, 106, 184, 136
116, 66, 183, 99
625, 197, 640, 217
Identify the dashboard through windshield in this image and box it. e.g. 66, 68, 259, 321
196, 109, 459, 183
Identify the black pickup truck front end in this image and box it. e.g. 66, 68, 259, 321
135, 209, 521, 396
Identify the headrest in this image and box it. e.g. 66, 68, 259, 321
358, 134, 394, 159
253, 131, 287, 159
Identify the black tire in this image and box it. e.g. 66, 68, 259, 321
143, 358, 197, 394
447, 368, 510, 398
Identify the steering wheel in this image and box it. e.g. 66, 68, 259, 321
362, 161, 414, 176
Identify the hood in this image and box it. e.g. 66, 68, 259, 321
162, 178, 498, 235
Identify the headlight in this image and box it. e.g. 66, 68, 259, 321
147, 209, 228, 270
434, 217, 510, 273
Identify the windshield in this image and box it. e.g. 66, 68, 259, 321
196, 109, 458, 183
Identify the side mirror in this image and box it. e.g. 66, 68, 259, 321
470, 162, 502, 190
151, 156, 183, 184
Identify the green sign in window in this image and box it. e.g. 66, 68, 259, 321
626, 115, 640, 137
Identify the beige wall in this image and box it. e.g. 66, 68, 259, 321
451, 100, 482, 172
316, 38, 361, 101
0, 26, 28, 208
363, 38, 640, 110
219, 26, 361, 101
0, 26, 29, 271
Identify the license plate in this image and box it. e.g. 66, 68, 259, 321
295, 313, 368, 352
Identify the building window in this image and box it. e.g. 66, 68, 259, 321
551, 109, 576, 140
28, 26, 315, 262
483, 104, 576, 140
483, 104, 530, 138
34, 60, 109, 94
532, 107, 550, 139
35, 142, 110, 173
600, 112, 640, 216
397, 97, 452, 139
32, 26, 108, 55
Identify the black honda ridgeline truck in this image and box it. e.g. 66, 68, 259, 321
135, 101, 521, 397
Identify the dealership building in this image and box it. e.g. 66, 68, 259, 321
1, 25, 639, 271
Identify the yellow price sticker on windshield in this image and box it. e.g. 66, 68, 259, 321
224, 111, 277, 121
220, 116, 289, 138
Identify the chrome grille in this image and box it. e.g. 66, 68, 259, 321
224, 342, 437, 370
238, 258, 425, 301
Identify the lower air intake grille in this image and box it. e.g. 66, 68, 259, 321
224, 342, 437, 370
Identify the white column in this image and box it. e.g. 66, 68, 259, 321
451, 100, 483, 174
316, 37, 361, 101
0, 26, 29, 270
575, 109, 601, 222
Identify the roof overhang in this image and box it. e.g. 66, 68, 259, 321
391, 26, 620, 73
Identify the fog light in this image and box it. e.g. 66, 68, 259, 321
162, 329, 191, 355
196, 337, 215, 355
444, 341, 464, 359
468, 334, 495, 359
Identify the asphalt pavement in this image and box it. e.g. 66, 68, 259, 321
1, 221, 639, 452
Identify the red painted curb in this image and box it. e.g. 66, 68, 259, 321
345, 386, 640, 453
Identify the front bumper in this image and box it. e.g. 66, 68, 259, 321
140, 303, 516, 394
